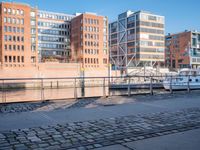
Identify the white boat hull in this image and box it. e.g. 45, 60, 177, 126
163, 81, 200, 90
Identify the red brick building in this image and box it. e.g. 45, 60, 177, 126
71, 13, 109, 69
0, 2, 38, 69
165, 30, 200, 69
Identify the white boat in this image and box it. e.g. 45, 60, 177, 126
163, 68, 200, 90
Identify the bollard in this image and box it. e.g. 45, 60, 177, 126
150, 76, 153, 95
74, 78, 77, 100
187, 75, 190, 93
170, 76, 173, 94
128, 77, 131, 96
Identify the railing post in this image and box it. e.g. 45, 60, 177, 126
170, 76, 173, 94
41, 78, 45, 101
57, 81, 59, 88
128, 77, 131, 96
2, 80, 6, 103
187, 75, 190, 93
74, 78, 77, 100
103, 77, 106, 97
150, 76, 153, 95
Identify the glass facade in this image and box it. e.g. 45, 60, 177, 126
109, 10, 165, 69
38, 10, 74, 62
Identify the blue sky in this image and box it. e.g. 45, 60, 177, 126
2, 0, 200, 33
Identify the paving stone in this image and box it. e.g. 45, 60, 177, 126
27, 136, 41, 142
1, 107, 200, 149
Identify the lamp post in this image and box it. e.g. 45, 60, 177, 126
80, 67, 85, 97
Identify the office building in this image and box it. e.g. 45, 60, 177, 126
38, 10, 74, 62
0, 2, 109, 71
0, 2, 38, 68
165, 30, 200, 69
109, 10, 165, 73
71, 13, 109, 69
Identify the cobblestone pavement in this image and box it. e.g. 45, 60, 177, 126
0, 107, 200, 150
1, 91, 200, 114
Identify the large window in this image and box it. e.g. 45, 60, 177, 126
4, 8, 7, 13
192, 38, 197, 46
4, 17, 7, 23
31, 20, 36, 26
30, 12, 36, 17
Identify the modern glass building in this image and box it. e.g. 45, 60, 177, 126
38, 10, 74, 62
109, 10, 165, 73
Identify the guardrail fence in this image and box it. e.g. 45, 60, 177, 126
0, 75, 199, 103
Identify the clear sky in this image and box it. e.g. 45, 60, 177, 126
2, 0, 200, 34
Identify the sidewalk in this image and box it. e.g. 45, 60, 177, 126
0, 92, 200, 149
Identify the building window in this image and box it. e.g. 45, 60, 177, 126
9, 56, 12, 62
16, 9, 20, 15
13, 27, 16, 33
16, 19, 20, 24
17, 45, 20, 51
13, 56, 16, 62
4, 8, 7, 13
21, 28, 24, 33
21, 19, 24, 25
12, 18, 16, 24
31, 57, 36, 63
4, 45, 7, 50
17, 36, 20, 42
8, 8, 11, 14
4, 17, 7, 23
20, 10, 24, 15
21, 45, 24, 51
8, 35, 12, 41
13, 36, 16, 42
13, 45, 16, 50
4, 35, 7, 41
21, 37, 24, 42
12, 9, 16, 15
21, 56, 24, 63
31, 20, 36, 26
8, 26, 12, 32
4, 26, 7, 32
17, 56, 20, 62
7, 18, 11, 23
9, 45, 12, 50
4, 56, 8, 62
31, 37, 36, 43
31, 45, 36, 51
103, 58, 107, 64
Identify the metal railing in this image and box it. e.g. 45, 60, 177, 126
0, 75, 199, 103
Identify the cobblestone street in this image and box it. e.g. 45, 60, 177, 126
1, 92, 200, 149
0, 107, 200, 150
